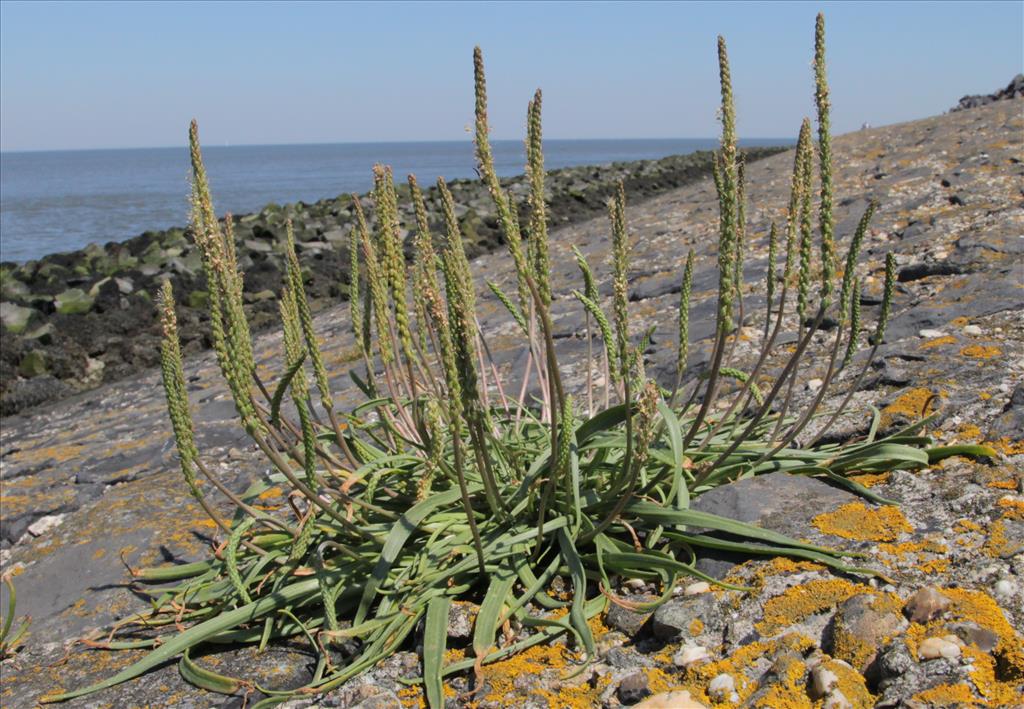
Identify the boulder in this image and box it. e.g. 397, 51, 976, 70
0, 301, 36, 333
54, 288, 95, 315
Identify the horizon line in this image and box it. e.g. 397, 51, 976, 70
0, 135, 794, 156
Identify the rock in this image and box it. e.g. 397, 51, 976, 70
633, 690, 708, 709
446, 601, 477, 639
917, 635, 961, 660
54, 288, 94, 315
951, 74, 1024, 111
245, 238, 274, 253
827, 593, 907, 673
810, 665, 839, 698
690, 472, 857, 578
963, 324, 982, 336
948, 622, 999, 653
244, 289, 277, 304
990, 383, 1024, 440
605, 599, 653, 636
822, 690, 853, 709
807, 378, 824, 391
0, 301, 35, 333
617, 672, 650, 704
650, 592, 723, 641
18, 350, 48, 378
27, 514, 66, 537
684, 582, 710, 596
707, 673, 736, 703
903, 587, 951, 623
993, 578, 1015, 598
23, 322, 56, 345
673, 645, 710, 668
918, 329, 946, 339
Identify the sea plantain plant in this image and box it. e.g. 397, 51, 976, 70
48, 14, 993, 707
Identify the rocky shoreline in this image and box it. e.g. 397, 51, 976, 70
0, 97, 1022, 708
0, 147, 785, 417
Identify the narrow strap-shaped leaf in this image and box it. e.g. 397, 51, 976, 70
423, 596, 451, 709
473, 561, 517, 660
179, 648, 251, 695
926, 444, 997, 463
557, 529, 596, 658
625, 500, 840, 554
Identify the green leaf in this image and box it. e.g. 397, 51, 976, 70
473, 562, 516, 660
423, 596, 451, 709
179, 648, 250, 695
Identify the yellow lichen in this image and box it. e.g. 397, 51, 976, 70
906, 587, 1024, 686
996, 497, 1024, 520
912, 682, 981, 706
812, 502, 913, 542
848, 472, 890, 488
919, 335, 957, 350
688, 618, 704, 637
756, 579, 863, 635
960, 344, 1002, 359
881, 387, 936, 427
984, 519, 1022, 558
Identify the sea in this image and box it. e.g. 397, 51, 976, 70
0, 138, 789, 264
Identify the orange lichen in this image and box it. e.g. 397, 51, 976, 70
956, 519, 984, 533
756, 579, 864, 635
984, 520, 1022, 558
257, 486, 283, 500
996, 497, 1024, 520
848, 471, 890, 488
920, 335, 958, 350
988, 437, 1024, 455
957, 423, 983, 441
960, 344, 1002, 359
812, 502, 913, 542
397, 686, 426, 708
881, 387, 936, 427
912, 682, 982, 706
906, 587, 1024, 686
688, 618, 704, 637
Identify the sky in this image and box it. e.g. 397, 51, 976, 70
1, 1, 1021, 152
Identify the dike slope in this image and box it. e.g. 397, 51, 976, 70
0, 100, 1021, 708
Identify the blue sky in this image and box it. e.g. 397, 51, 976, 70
1, 1, 1021, 151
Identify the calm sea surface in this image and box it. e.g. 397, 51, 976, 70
0, 138, 788, 264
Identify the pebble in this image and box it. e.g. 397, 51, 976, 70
617, 672, 650, 704
634, 690, 708, 709
806, 378, 824, 392
823, 690, 853, 709
684, 582, 711, 596
810, 666, 839, 698
918, 636, 962, 660
919, 328, 947, 338
963, 324, 982, 336
904, 586, 951, 623
993, 578, 1015, 597
674, 645, 711, 668
707, 674, 735, 701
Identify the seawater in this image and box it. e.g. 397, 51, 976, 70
0, 138, 788, 264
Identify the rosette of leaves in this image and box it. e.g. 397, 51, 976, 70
48, 14, 993, 707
